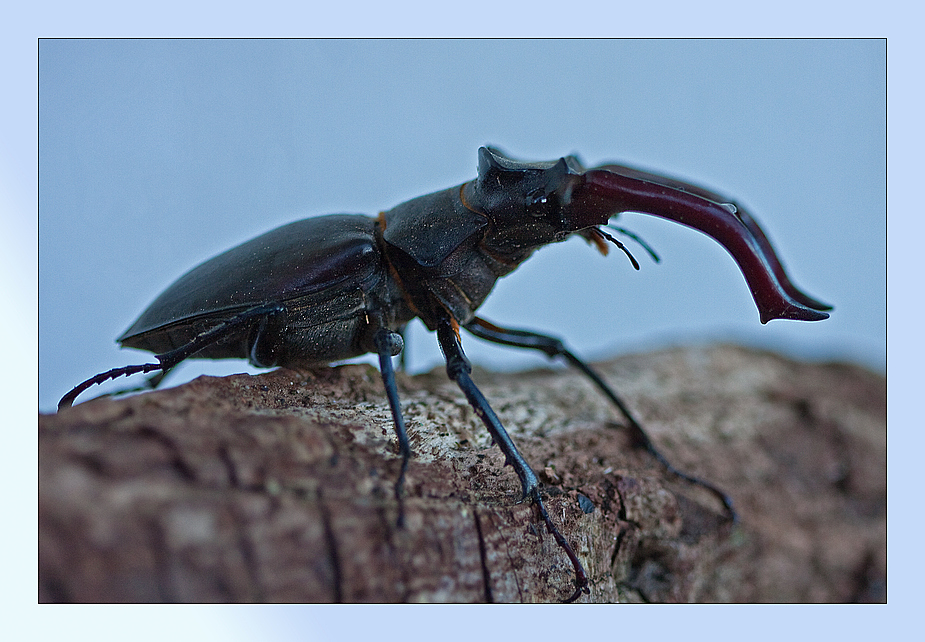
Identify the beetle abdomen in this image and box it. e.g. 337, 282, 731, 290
119, 214, 409, 365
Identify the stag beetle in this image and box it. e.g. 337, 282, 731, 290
59, 146, 831, 602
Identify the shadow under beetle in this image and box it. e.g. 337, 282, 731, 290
59, 147, 831, 602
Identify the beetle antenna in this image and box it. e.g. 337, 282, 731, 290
606, 224, 661, 264
595, 228, 641, 270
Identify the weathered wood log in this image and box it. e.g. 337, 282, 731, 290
39, 344, 885, 603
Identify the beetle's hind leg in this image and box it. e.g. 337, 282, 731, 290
58, 303, 286, 411
464, 316, 737, 523
58, 362, 168, 410
78, 366, 176, 404
437, 317, 589, 602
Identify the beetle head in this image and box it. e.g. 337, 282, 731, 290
469, 146, 831, 324
468, 147, 601, 255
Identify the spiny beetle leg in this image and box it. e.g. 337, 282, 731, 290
78, 368, 174, 405
530, 485, 591, 603
436, 317, 590, 601
465, 316, 737, 523
437, 320, 538, 500
373, 327, 411, 528
58, 362, 164, 410
58, 302, 286, 410
157, 302, 288, 368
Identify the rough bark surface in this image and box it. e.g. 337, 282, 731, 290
39, 344, 885, 603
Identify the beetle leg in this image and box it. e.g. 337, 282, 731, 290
58, 362, 166, 410
465, 316, 737, 523
372, 327, 411, 528
59, 364, 177, 408
248, 306, 287, 368
58, 303, 285, 410
397, 327, 410, 372
436, 317, 590, 602
91, 368, 176, 401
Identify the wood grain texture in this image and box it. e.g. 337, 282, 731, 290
40, 345, 885, 603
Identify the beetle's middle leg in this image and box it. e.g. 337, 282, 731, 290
464, 316, 736, 522
436, 316, 589, 602
371, 326, 411, 528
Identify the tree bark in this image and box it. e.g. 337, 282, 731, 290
39, 344, 885, 603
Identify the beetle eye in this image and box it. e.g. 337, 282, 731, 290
525, 188, 550, 217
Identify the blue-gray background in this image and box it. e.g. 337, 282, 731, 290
39, 39, 884, 413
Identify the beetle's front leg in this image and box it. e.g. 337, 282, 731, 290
465, 316, 736, 522
437, 320, 538, 500
435, 317, 590, 602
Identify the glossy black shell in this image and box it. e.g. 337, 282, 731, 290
119, 214, 413, 366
